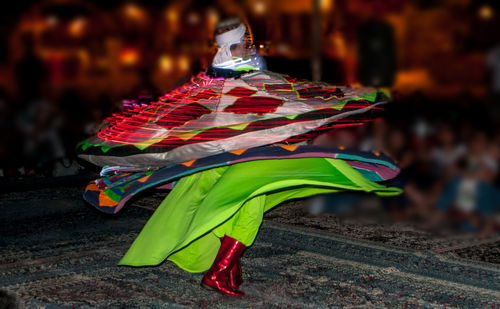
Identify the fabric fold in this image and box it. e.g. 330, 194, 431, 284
119, 158, 402, 272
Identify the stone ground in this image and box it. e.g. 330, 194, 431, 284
2, 182, 500, 261
3, 175, 499, 263
1, 178, 499, 308
267, 199, 500, 264
128, 189, 500, 264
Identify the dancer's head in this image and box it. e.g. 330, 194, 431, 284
211, 17, 265, 71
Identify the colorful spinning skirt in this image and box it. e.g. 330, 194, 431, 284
119, 157, 402, 273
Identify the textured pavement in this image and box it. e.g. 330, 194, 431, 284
1, 183, 499, 308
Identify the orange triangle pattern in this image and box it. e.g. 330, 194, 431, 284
279, 144, 299, 152
86, 183, 100, 192
229, 148, 247, 155
138, 174, 152, 183
182, 160, 196, 167
99, 191, 118, 207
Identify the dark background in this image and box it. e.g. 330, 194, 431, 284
0, 0, 499, 231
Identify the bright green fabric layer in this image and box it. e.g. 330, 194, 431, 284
118, 158, 402, 272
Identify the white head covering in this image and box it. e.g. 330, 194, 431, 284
212, 23, 247, 65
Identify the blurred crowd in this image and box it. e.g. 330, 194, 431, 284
0, 83, 140, 178
311, 93, 500, 236
0, 35, 120, 178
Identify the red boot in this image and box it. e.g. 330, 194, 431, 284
219, 237, 243, 288
229, 260, 243, 288
201, 236, 246, 296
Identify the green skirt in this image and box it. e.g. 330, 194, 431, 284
119, 158, 402, 272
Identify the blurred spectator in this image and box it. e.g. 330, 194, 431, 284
15, 33, 47, 110
84, 93, 112, 137
359, 118, 388, 154
58, 88, 87, 154
16, 97, 65, 175
377, 123, 423, 219
424, 129, 500, 235
486, 42, 500, 122
357, 17, 396, 87
384, 125, 414, 168
14, 33, 70, 176
486, 43, 500, 96
0, 88, 20, 176
84, 108, 105, 137
430, 122, 466, 181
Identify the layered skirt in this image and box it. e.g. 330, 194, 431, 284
119, 157, 402, 272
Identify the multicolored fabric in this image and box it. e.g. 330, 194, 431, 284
83, 145, 400, 214
77, 71, 387, 168
118, 158, 403, 272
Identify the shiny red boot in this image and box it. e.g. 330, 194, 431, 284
230, 260, 243, 288
219, 237, 243, 288
201, 236, 246, 296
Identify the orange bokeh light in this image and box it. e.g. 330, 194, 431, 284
120, 48, 139, 66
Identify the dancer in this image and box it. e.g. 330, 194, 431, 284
79, 18, 401, 296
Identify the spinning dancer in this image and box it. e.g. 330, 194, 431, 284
78, 18, 402, 296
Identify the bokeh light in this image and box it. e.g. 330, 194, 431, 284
478, 4, 494, 20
